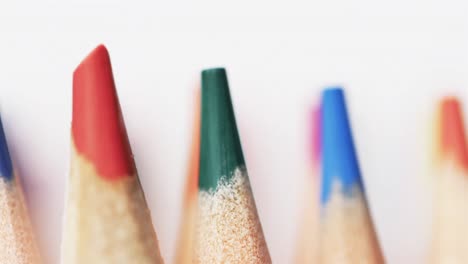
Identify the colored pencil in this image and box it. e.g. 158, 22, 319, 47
174, 90, 200, 264
295, 104, 321, 263
61, 45, 164, 264
193, 68, 271, 263
319, 88, 383, 263
430, 97, 468, 263
0, 117, 41, 263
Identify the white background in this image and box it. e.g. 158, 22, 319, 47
0, 1, 467, 263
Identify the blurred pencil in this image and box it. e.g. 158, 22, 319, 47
193, 68, 271, 263
0, 116, 41, 263
174, 90, 200, 264
431, 97, 468, 263
319, 88, 383, 263
61, 45, 164, 264
295, 104, 321, 263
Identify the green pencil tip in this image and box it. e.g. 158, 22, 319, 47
199, 68, 246, 191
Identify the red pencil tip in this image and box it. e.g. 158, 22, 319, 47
72, 45, 135, 180
439, 97, 468, 170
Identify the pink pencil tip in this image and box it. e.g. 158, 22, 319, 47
310, 105, 321, 165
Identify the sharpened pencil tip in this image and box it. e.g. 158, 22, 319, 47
438, 97, 468, 170
310, 104, 321, 166
321, 87, 363, 203
0, 116, 12, 180
199, 67, 245, 191
72, 44, 135, 180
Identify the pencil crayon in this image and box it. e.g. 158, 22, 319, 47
431, 97, 468, 263
319, 88, 383, 263
174, 90, 200, 264
295, 104, 321, 263
193, 68, 271, 263
61, 45, 164, 264
0, 116, 41, 263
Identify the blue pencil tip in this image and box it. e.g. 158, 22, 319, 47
321, 87, 363, 203
0, 116, 13, 180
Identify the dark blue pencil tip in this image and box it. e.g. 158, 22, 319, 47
0, 117, 13, 180
321, 87, 363, 204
